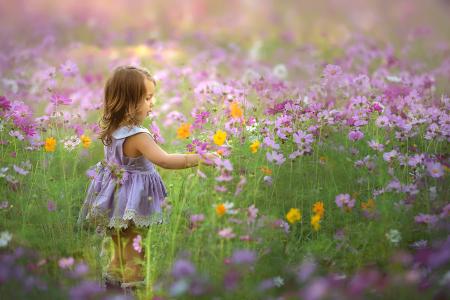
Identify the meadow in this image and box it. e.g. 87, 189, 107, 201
0, 1, 449, 299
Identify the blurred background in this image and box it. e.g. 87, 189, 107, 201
1, 0, 449, 48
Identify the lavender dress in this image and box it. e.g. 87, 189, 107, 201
77, 125, 168, 230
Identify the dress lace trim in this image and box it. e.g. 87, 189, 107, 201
83, 207, 168, 230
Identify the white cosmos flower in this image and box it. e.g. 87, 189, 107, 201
0, 231, 12, 248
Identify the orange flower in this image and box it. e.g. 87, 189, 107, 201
230, 102, 243, 119
177, 123, 191, 139
44, 137, 57, 152
260, 166, 272, 175
80, 135, 91, 149
312, 201, 324, 218
215, 204, 226, 216
361, 198, 375, 211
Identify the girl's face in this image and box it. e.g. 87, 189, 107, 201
136, 79, 156, 122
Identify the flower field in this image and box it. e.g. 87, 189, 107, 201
0, 1, 449, 299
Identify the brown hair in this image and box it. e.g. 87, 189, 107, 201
99, 66, 156, 146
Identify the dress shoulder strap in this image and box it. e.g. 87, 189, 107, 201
112, 125, 154, 139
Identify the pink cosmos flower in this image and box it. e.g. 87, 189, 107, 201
47, 200, 57, 212
133, 235, 142, 253
383, 150, 398, 162
375, 116, 390, 128
293, 130, 314, 146
266, 151, 286, 165
247, 204, 258, 223
234, 175, 247, 196
368, 140, 384, 152
263, 136, 280, 150
50, 94, 72, 106
60, 60, 79, 77
218, 227, 236, 239
58, 257, 74, 269
348, 130, 364, 141
190, 214, 205, 224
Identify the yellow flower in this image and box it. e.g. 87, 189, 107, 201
213, 129, 227, 146
250, 140, 260, 153
80, 135, 91, 149
230, 101, 243, 119
215, 204, 226, 217
177, 123, 191, 139
311, 214, 321, 231
312, 201, 324, 218
286, 208, 301, 224
44, 137, 57, 152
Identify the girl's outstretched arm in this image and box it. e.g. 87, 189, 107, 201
130, 132, 212, 169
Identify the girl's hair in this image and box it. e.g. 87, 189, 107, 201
99, 65, 156, 146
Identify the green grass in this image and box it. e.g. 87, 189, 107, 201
1, 112, 448, 299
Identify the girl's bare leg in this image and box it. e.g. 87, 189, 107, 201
121, 224, 145, 282
107, 230, 125, 278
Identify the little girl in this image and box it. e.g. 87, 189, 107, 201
77, 65, 217, 289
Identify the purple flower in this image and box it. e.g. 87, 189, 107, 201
348, 130, 364, 141
301, 278, 329, 300
0, 200, 9, 209
335, 193, 356, 211
230, 249, 256, 265
150, 121, 165, 144
60, 60, 79, 77
58, 257, 74, 269
323, 64, 343, 80
215, 185, 227, 193
263, 136, 280, 150
408, 154, 425, 167
47, 200, 57, 212
50, 94, 72, 106
368, 140, 385, 152
273, 219, 290, 233
172, 259, 196, 279
371, 101, 384, 113
414, 213, 439, 226
13, 165, 29, 175
247, 204, 258, 223
293, 130, 314, 146
215, 170, 233, 182
69, 280, 104, 300
190, 214, 205, 224
426, 161, 444, 178
71, 263, 89, 278
383, 150, 398, 162
234, 175, 247, 196
218, 227, 236, 239
214, 158, 233, 171
223, 269, 240, 291
192, 110, 210, 129
297, 259, 317, 283
0, 96, 12, 111
266, 151, 286, 165
375, 115, 390, 128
